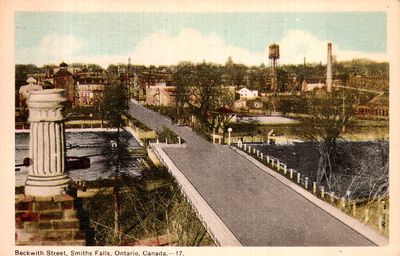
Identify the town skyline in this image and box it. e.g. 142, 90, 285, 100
15, 12, 387, 67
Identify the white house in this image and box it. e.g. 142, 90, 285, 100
237, 87, 258, 99
301, 81, 326, 92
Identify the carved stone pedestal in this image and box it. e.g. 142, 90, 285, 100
25, 89, 70, 197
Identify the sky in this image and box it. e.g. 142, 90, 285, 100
14, 12, 387, 67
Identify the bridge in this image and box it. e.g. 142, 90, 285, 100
128, 100, 387, 246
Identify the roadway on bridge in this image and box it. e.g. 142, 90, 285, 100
128, 101, 375, 246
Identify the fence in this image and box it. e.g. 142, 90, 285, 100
236, 141, 389, 236
16, 121, 109, 130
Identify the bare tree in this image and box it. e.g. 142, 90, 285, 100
292, 91, 360, 188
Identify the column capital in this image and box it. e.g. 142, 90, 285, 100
27, 89, 66, 122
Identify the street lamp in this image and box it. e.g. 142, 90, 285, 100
227, 127, 233, 145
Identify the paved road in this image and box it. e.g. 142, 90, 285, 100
128, 101, 375, 246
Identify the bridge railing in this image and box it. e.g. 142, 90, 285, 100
235, 142, 389, 235
148, 143, 241, 246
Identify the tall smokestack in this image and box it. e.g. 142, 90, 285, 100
327, 42, 333, 93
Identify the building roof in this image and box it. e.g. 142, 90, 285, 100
27, 77, 37, 84
54, 69, 73, 77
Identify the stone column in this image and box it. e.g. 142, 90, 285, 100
25, 89, 71, 197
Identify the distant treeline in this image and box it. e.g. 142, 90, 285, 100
15, 58, 389, 91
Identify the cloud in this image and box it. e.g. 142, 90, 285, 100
15, 29, 387, 67
127, 28, 265, 66
274, 30, 387, 65
16, 33, 85, 65
127, 28, 387, 66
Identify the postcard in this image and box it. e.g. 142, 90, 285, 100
1, 0, 399, 256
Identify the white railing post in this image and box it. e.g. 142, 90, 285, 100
340, 197, 346, 209
329, 192, 335, 203
297, 172, 300, 183
363, 208, 369, 224
289, 169, 293, 179
320, 186, 325, 198
304, 177, 308, 189
352, 202, 357, 217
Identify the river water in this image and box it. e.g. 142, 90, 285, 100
15, 130, 142, 187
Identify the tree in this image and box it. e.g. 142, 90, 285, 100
209, 86, 236, 138
172, 62, 223, 133
172, 62, 194, 121
276, 68, 289, 92
100, 77, 129, 241
326, 139, 388, 200
15, 64, 40, 89
292, 91, 360, 188
223, 57, 246, 87
101, 79, 128, 131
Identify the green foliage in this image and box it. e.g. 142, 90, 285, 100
223, 56, 247, 87
69, 63, 104, 72
246, 67, 268, 91
15, 64, 41, 88
81, 168, 213, 246
275, 95, 308, 115
172, 62, 194, 120
101, 80, 128, 130
172, 62, 224, 132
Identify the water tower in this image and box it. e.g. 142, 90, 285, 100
268, 44, 280, 92
269, 44, 280, 68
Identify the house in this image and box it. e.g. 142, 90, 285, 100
357, 93, 389, 118
76, 83, 104, 107
145, 82, 176, 106
18, 77, 43, 109
237, 87, 258, 99
76, 76, 105, 106
301, 80, 326, 92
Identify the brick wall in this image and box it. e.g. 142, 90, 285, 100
15, 194, 85, 245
